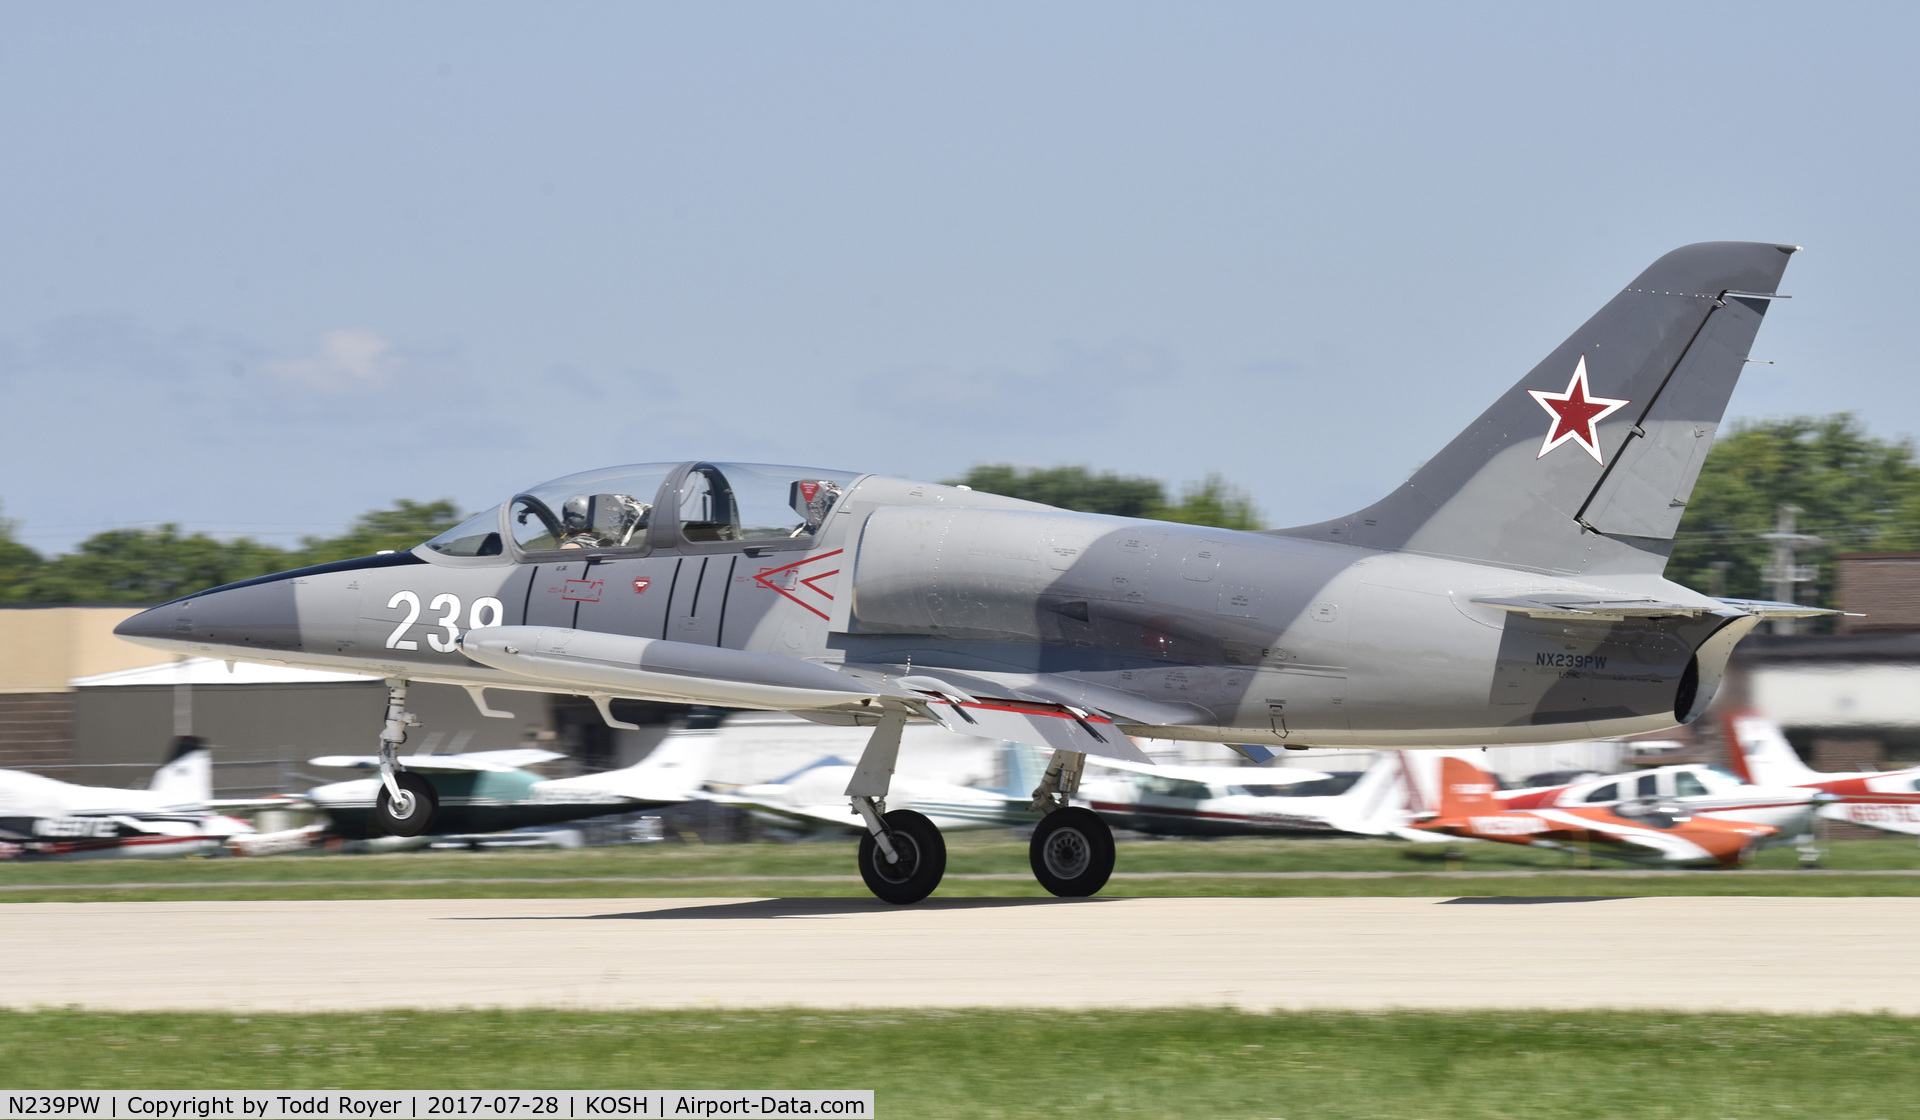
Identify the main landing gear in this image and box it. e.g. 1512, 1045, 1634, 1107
843, 717, 1114, 904
1026, 750, 1114, 897
845, 711, 948, 904
372, 680, 439, 837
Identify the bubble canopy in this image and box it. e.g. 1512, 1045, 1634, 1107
420, 462, 862, 558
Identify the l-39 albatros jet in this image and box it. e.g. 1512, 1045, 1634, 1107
115, 242, 1817, 903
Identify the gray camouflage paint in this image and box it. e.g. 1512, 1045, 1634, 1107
117, 242, 1795, 753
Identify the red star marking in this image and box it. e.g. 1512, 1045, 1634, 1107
1528, 356, 1629, 463
753, 549, 843, 621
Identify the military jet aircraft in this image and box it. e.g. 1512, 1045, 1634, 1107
114, 241, 1818, 903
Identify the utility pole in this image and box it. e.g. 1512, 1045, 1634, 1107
1759, 505, 1822, 635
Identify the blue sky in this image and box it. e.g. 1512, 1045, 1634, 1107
2, 4, 1915, 552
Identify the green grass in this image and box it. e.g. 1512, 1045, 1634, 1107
1, 1007, 1916, 1118
5, 835, 1919, 902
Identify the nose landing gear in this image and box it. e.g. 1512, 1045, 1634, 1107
371, 680, 438, 837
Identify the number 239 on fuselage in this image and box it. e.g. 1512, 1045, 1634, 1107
112, 454, 1682, 753
113, 242, 1823, 900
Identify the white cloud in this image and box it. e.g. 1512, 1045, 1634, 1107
263, 328, 396, 390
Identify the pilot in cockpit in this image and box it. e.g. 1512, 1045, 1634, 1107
559, 493, 651, 549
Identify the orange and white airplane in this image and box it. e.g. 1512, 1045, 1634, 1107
1723, 710, 1920, 835
1491, 762, 1823, 838
1411, 756, 1776, 867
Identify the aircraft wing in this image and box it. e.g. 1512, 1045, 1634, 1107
1082, 756, 1333, 785
309, 749, 563, 774
841, 664, 1213, 764
1527, 809, 1726, 862
703, 791, 865, 831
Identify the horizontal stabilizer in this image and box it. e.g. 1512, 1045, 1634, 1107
1471, 594, 1714, 620
1712, 597, 1844, 620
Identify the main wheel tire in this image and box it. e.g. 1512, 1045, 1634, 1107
374, 771, 439, 837
857, 809, 948, 905
1030, 806, 1115, 897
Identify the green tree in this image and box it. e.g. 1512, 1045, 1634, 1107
297, 499, 464, 565
0, 504, 44, 603
1672, 414, 1920, 608
1156, 473, 1263, 532
12, 527, 294, 604
0, 499, 465, 604
947, 464, 1264, 530
948, 465, 1167, 519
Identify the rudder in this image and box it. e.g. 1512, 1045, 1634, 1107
1276, 242, 1797, 577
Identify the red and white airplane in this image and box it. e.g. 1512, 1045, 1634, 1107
1491, 760, 1824, 839
1722, 710, 1920, 835
1411, 756, 1777, 867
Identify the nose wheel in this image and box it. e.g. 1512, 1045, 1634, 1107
857, 809, 947, 904
375, 771, 439, 837
1030, 806, 1115, 897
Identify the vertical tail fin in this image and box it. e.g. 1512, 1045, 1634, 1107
1326, 751, 1412, 834
149, 736, 212, 806
1722, 710, 1818, 785
1276, 242, 1798, 576
1435, 756, 1500, 818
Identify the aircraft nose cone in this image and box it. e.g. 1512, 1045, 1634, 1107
113, 578, 303, 655
114, 601, 193, 650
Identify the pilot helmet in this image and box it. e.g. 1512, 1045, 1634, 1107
562, 495, 591, 532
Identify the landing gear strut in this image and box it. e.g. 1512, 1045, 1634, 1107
372, 680, 438, 836
846, 710, 947, 904
1028, 749, 1115, 897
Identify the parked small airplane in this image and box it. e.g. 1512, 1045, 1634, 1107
1412, 756, 1776, 867
0, 738, 256, 859
1077, 753, 1409, 837
1492, 761, 1824, 839
1722, 710, 1920, 835
294, 734, 713, 842
708, 740, 1051, 834
114, 242, 1815, 901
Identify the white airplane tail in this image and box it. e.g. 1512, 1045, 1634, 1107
148, 737, 213, 807
1722, 710, 1819, 785
544, 726, 717, 802
1323, 752, 1415, 835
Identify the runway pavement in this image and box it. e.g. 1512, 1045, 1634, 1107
4, 896, 1916, 1014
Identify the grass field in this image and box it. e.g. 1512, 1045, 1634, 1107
2, 1007, 1914, 1118
3, 834, 1919, 902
